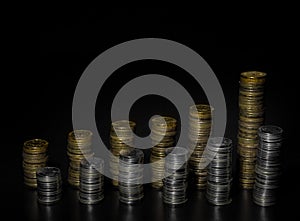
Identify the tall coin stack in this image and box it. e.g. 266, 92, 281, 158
67, 130, 93, 188
150, 116, 177, 189
238, 71, 267, 189
188, 104, 213, 190
163, 147, 189, 206
253, 125, 283, 206
119, 149, 144, 204
36, 167, 62, 204
23, 139, 48, 188
79, 157, 105, 204
206, 137, 233, 205
110, 120, 136, 187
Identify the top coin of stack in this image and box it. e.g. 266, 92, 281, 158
23, 139, 48, 188
150, 116, 177, 189
188, 104, 213, 190
238, 71, 267, 189
110, 120, 136, 186
67, 130, 93, 188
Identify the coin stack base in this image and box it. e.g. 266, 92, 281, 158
23, 139, 48, 188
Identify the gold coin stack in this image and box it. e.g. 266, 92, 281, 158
67, 130, 93, 188
150, 116, 177, 189
109, 120, 136, 187
23, 139, 48, 188
238, 71, 267, 189
188, 104, 213, 190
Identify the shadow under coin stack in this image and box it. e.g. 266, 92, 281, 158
253, 125, 283, 206
163, 147, 188, 206
79, 157, 105, 204
119, 149, 144, 204
67, 130, 93, 188
36, 167, 62, 204
189, 104, 213, 190
206, 137, 233, 205
150, 116, 177, 189
238, 71, 267, 189
23, 139, 48, 188
110, 120, 136, 187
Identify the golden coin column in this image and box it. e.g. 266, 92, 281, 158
150, 116, 177, 189
188, 104, 213, 190
23, 139, 48, 188
109, 120, 136, 187
238, 71, 267, 189
67, 130, 93, 188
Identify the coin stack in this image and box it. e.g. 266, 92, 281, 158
67, 130, 93, 188
238, 71, 267, 189
163, 147, 189, 206
23, 139, 48, 188
79, 157, 105, 204
110, 120, 136, 186
188, 104, 213, 190
36, 167, 62, 204
206, 137, 233, 205
150, 116, 177, 189
253, 125, 283, 206
119, 149, 144, 204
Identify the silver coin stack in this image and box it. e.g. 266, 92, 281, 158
79, 157, 105, 204
36, 167, 62, 204
118, 149, 144, 204
253, 125, 283, 206
163, 147, 189, 206
206, 137, 233, 205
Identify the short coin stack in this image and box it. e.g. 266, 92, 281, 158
150, 116, 177, 189
238, 71, 267, 189
253, 125, 283, 206
188, 104, 213, 190
79, 157, 105, 204
206, 137, 233, 205
110, 120, 136, 186
67, 130, 93, 188
36, 167, 62, 204
163, 147, 188, 206
23, 139, 48, 188
119, 149, 144, 204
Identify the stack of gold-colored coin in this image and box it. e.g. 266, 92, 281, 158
238, 71, 267, 189
188, 104, 213, 190
150, 116, 177, 189
109, 120, 136, 187
23, 139, 48, 188
67, 130, 93, 187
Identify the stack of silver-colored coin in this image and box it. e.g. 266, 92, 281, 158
150, 116, 177, 189
163, 147, 188, 206
79, 157, 105, 204
36, 167, 62, 204
110, 120, 136, 187
206, 137, 233, 205
253, 125, 283, 206
118, 149, 144, 204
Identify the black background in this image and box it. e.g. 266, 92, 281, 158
3, 7, 299, 221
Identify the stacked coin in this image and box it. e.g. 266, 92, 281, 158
238, 71, 267, 189
163, 147, 188, 206
188, 104, 213, 190
110, 120, 136, 186
23, 139, 48, 188
118, 149, 144, 204
253, 125, 283, 206
79, 157, 105, 204
150, 116, 177, 189
67, 130, 93, 187
206, 137, 233, 205
36, 167, 62, 204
